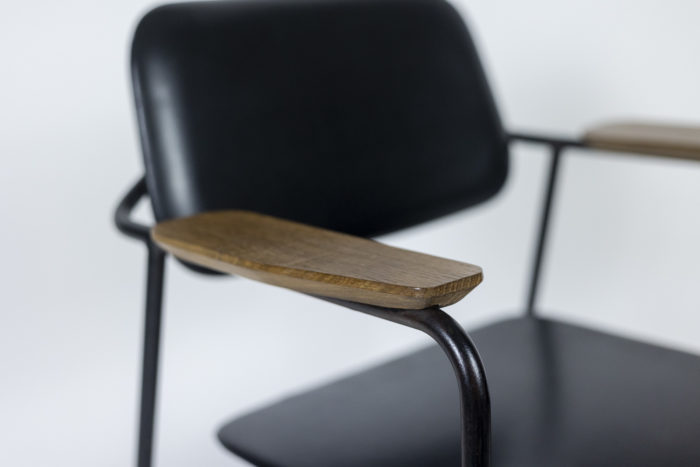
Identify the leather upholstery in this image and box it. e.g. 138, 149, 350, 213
219, 317, 700, 467
131, 0, 508, 240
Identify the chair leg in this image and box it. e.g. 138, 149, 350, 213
389, 308, 491, 467
137, 243, 166, 467
322, 298, 491, 467
526, 143, 564, 315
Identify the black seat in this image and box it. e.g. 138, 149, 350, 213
218, 317, 700, 467
115, 0, 700, 466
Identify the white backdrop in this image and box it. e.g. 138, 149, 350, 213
1, 1, 699, 466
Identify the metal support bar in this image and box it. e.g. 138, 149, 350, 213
137, 243, 166, 467
508, 132, 583, 149
322, 297, 491, 467
525, 144, 563, 315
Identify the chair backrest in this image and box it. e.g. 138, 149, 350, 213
131, 0, 508, 239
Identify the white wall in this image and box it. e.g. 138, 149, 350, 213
1, 1, 699, 466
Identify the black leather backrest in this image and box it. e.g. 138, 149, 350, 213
132, 0, 508, 238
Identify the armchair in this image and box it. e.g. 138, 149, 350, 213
116, 1, 700, 466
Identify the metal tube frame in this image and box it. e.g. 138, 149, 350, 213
114, 176, 150, 242
321, 297, 491, 467
116, 177, 167, 467
508, 133, 584, 316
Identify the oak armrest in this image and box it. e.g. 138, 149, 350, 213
584, 121, 700, 162
152, 211, 482, 310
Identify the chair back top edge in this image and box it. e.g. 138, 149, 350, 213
131, 0, 508, 241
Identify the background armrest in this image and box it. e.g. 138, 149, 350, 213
584, 121, 700, 162
152, 211, 483, 310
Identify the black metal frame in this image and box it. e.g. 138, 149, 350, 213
114, 133, 584, 467
321, 297, 491, 467
508, 133, 584, 316
114, 176, 149, 242
115, 176, 166, 467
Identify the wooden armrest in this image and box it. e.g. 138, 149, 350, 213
583, 121, 700, 162
152, 211, 482, 310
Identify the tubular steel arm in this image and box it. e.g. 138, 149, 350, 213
510, 121, 700, 161
115, 176, 151, 242
507, 133, 582, 315
509, 122, 700, 316
115, 177, 165, 467
322, 297, 491, 467
508, 132, 584, 150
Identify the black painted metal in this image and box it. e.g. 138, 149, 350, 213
115, 176, 150, 242
508, 132, 583, 149
525, 144, 562, 315
219, 316, 700, 467
115, 179, 168, 467
322, 298, 491, 467
137, 243, 166, 467
507, 133, 584, 315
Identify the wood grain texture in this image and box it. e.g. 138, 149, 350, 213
584, 121, 700, 162
152, 211, 482, 309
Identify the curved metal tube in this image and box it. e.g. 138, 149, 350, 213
115, 176, 164, 467
115, 176, 151, 242
525, 144, 563, 315
508, 132, 583, 148
321, 297, 491, 467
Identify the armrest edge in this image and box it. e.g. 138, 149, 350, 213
151, 210, 483, 310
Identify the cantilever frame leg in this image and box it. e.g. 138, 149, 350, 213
322, 298, 491, 467
137, 242, 166, 467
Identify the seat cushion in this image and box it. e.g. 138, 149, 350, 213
218, 317, 700, 466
